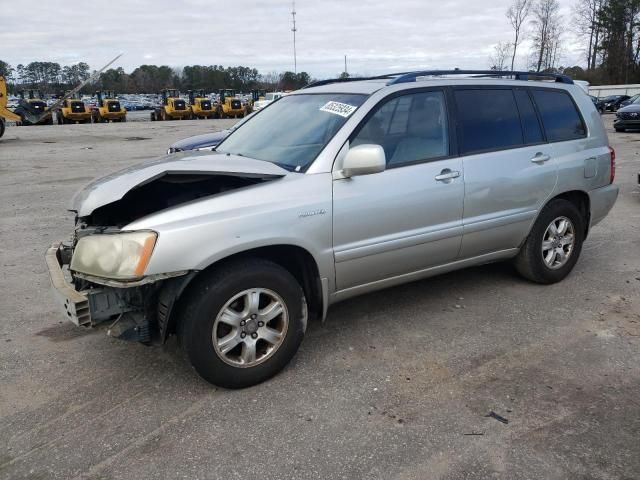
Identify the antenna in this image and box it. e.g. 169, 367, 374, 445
291, 1, 297, 74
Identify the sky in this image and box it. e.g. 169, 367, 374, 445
1, 0, 584, 78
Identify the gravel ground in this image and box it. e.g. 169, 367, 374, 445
0, 115, 638, 480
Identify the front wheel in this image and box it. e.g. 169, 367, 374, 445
515, 199, 585, 284
179, 259, 307, 388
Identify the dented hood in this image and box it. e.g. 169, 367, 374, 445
71, 151, 289, 216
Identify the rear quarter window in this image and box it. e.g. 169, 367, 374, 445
531, 89, 586, 142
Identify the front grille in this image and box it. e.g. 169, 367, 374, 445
200, 100, 211, 110
231, 99, 242, 110
174, 100, 186, 110
618, 112, 639, 120
71, 101, 85, 112
107, 101, 121, 112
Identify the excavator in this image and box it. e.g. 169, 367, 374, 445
0, 76, 22, 138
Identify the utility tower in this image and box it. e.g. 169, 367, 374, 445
291, 1, 297, 74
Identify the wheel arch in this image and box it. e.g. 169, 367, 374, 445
545, 190, 591, 238
159, 244, 324, 342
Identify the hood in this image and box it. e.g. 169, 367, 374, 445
71, 151, 288, 217
617, 104, 640, 114
169, 130, 230, 151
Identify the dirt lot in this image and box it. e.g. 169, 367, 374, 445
0, 116, 639, 480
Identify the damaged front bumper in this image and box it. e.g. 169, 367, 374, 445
45, 242, 195, 343
46, 243, 92, 326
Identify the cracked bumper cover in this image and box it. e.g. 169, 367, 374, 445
45, 242, 197, 342
45, 243, 91, 326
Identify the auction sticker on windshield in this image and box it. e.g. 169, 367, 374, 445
320, 101, 357, 118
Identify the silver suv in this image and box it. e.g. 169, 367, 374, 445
47, 70, 619, 388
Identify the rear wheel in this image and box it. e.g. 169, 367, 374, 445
515, 199, 585, 284
179, 259, 307, 388
0, 119, 5, 138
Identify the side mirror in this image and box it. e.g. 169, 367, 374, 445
342, 144, 386, 178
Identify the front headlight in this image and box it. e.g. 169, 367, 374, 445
71, 231, 157, 280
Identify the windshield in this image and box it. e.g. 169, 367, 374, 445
631, 95, 640, 104
217, 93, 367, 171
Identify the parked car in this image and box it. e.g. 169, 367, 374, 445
166, 112, 255, 154
47, 70, 618, 389
601, 94, 631, 112
589, 95, 605, 113
619, 94, 640, 109
614, 97, 640, 132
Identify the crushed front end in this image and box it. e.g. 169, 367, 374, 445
45, 224, 194, 344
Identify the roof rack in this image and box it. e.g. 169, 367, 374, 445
304, 69, 573, 89
386, 70, 573, 85
302, 74, 396, 89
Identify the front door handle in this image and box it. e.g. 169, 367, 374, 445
531, 152, 551, 164
435, 169, 461, 182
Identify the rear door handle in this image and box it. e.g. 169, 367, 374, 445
531, 152, 551, 164
435, 169, 461, 182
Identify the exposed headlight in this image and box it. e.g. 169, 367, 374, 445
71, 231, 157, 280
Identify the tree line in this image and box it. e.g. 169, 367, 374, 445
490, 0, 640, 85
0, 60, 313, 94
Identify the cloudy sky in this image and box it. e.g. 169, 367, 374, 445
2, 0, 583, 78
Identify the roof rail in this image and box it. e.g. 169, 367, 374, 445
302, 74, 396, 89
386, 70, 573, 85
303, 70, 573, 89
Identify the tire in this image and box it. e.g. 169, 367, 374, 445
515, 199, 585, 284
0, 119, 5, 138
179, 258, 307, 389
615, 128, 625, 132
121, 116, 126, 123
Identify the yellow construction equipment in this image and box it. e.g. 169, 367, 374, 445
92, 90, 127, 123
217, 89, 246, 118
188, 89, 215, 119
150, 89, 191, 121
14, 89, 54, 125
0, 76, 21, 138
55, 94, 92, 124
1, 54, 123, 136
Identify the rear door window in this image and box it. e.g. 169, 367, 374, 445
513, 89, 544, 144
454, 89, 524, 154
531, 89, 586, 142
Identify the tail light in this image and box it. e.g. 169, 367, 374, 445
608, 146, 616, 184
